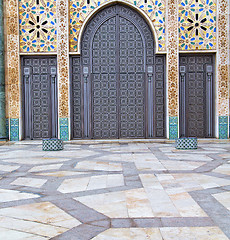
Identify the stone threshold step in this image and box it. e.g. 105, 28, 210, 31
10, 138, 230, 145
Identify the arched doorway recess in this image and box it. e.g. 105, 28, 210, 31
71, 4, 166, 139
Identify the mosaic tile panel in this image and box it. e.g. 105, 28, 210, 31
57, 0, 69, 118
179, 0, 217, 51
6, 0, 20, 119
69, 0, 166, 52
19, 0, 57, 52
167, 0, 179, 117
169, 116, 178, 140
10, 118, 19, 141
59, 118, 69, 141
219, 116, 228, 139
6, 118, 9, 139
217, 0, 229, 116
0, 92, 6, 139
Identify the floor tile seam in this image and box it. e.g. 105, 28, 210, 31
0, 213, 71, 230
29, 171, 123, 177
54, 185, 142, 199
0, 225, 51, 238
202, 172, 230, 180
193, 160, 226, 173
49, 223, 108, 240
50, 198, 110, 223
109, 217, 216, 228
189, 185, 230, 195
189, 191, 230, 238
0, 184, 63, 197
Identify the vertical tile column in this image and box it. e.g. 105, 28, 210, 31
167, 0, 179, 139
6, 0, 20, 141
217, 0, 229, 139
0, 0, 6, 140
57, 0, 70, 141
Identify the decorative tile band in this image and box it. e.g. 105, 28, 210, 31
10, 118, 19, 141
219, 116, 228, 139
179, 0, 217, 51
167, 0, 179, 117
59, 117, 69, 141
19, 0, 57, 52
57, 0, 70, 118
6, 118, 9, 140
0, 92, 6, 139
217, 0, 229, 116
69, 0, 166, 53
169, 116, 178, 140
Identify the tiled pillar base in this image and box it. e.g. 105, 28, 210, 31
59, 118, 69, 141
169, 116, 178, 140
10, 118, 19, 141
0, 92, 6, 140
6, 118, 9, 139
219, 116, 228, 139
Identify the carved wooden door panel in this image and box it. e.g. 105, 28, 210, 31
72, 4, 166, 139
22, 57, 57, 139
179, 54, 214, 138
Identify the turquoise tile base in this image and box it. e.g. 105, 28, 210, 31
219, 116, 228, 139
10, 118, 19, 141
59, 118, 69, 141
0, 91, 6, 139
169, 116, 178, 140
6, 118, 9, 139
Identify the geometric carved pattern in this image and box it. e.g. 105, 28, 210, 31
71, 58, 82, 139
22, 57, 57, 139
19, 0, 57, 52
155, 56, 165, 137
92, 16, 118, 138
180, 55, 213, 138
69, 0, 166, 52
79, 4, 165, 139
179, 0, 217, 51
119, 16, 145, 138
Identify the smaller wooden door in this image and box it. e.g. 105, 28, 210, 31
179, 54, 214, 138
22, 57, 58, 139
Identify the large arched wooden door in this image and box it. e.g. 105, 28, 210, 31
71, 4, 166, 139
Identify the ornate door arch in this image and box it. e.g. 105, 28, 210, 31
71, 4, 166, 139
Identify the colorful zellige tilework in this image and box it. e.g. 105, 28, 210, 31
69, 0, 166, 52
19, 0, 57, 52
179, 0, 216, 50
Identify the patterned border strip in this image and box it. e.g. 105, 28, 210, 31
57, 0, 70, 119
217, 0, 229, 116
59, 117, 69, 141
6, 118, 9, 139
169, 116, 178, 140
167, 0, 179, 120
6, 0, 20, 120
219, 116, 228, 139
10, 118, 19, 141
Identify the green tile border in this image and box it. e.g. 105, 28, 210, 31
59, 117, 69, 141
219, 116, 228, 139
169, 116, 178, 140
10, 118, 19, 141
